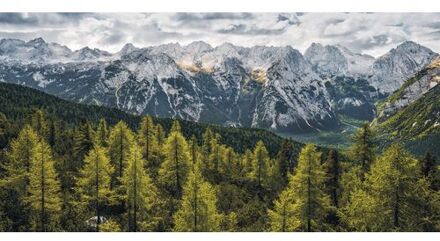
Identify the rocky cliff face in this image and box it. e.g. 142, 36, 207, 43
0, 37, 437, 134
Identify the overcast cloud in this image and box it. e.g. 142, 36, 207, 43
1, 12, 440, 57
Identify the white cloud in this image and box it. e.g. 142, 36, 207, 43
0, 13, 440, 57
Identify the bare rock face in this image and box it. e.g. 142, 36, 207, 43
0, 37, 437, 133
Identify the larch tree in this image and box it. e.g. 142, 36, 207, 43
158, 120, 190, 198
421, 152, 439, 191
268, 182, 300, 231
325, 150, 340, 208
30, 109, 49, 142
122, 143, 159, 232
324, 149, 341, 226
207, 135, 222, 172
343, 144, 434, 231
241, 149, 254, 178
94, 118, 109, 147
0, 125, 39, 230
173, 162, 222, 231
271, 144, 330, 232
275, 140, 297, 186
154, 123, 166, 148
221, 147, 239, 177
76, 145, 114, 232
108, 121, 135, 188
73, 120, 95, 167
27, 139, 62, 231
138, 115, 160, 174
350, 123, 376, 177
251, 141, 271, 188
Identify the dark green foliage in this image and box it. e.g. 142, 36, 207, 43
0, 82, 438, 232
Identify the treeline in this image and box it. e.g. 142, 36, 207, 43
0, 82, 293, 157
0, 111, 439, 232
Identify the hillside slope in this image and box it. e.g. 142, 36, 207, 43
0, 82, 302, 156
374, 58, 440, 156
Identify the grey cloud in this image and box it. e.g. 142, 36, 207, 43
218, 24, 286, 35
0, 13, 39, 25
174, 12, 254, 22
277, 14, 301, 26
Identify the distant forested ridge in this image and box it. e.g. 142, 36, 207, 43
0, 82, 439, 232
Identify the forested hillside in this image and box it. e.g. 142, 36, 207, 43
0, 82, 294, 156
0, 82, 439, 232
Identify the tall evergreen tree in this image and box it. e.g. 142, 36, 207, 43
158, 121, 190, 198
421, 152, 439, 191
73, 120, 95, 166
268, 183, 300, 231
122, 143, 159, 231
251, 141, 271, 188
27, 140, 62, 231
76, 145, 114, 232
325, 150, 340, 208
138, 115, 160, 173
0, 112, 10, 148
30, 109, 49, 142
94, 118, 109, 147
0, 125, 39, 230
154, 123, 165, 147
108, 121, 135, 187
343, 144, 434, 231
275, 140, 296, 185
350, 123, 376, 176
242, 149, 254, 178
173, 162, 222, 231
269, 144, 330, 232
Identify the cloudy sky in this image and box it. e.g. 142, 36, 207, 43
1, 12, 440, 57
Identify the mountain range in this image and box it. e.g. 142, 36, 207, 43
0, 37, 438, 134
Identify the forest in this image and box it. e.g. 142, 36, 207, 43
0, 83, 439, 232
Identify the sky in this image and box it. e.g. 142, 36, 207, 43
1, 12, 440, 57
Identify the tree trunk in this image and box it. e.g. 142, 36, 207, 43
134, 152, 138, 232
41, 149, 46, 232
174, 137, 180, 197
95, 152, 100, 232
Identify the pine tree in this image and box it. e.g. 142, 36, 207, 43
158, 122, 190, 197
275, 140, 296, 185
76, 145, 114, 232
421, 152, 439, 191
242, 149, 254, 177
269, 144, 330, 232
27, 139, 62, 231
207, 135, 222, 172
221, 147, 240, 177
155, 123, 165, 147
94, 118, 109, 147
122, 143, 159, 231
268, 184, 300, 231
343, 144, 434, 231
325, 150, 340, 208
173, 162, 222, 231
350, 123, 376, 176
250, 141, 271, 188
138, 115, 160, 174
189, 135, 198, 167
0, 112, 10, 148
0, 125, 39, 230
73, 120, 95, 166
30, 109, 49, 142
108, 121, 135, 187
324, 150, 340, 226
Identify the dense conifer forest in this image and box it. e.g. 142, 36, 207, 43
0, 82, 439, 231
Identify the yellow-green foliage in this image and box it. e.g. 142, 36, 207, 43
173, 163, 222, 231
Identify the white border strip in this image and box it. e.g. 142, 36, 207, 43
1, 0, 440, 12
